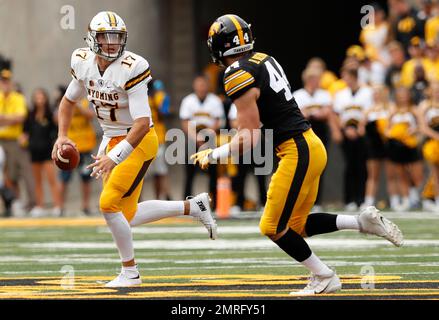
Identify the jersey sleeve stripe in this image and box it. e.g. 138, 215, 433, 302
226, 78, 255, 96
70, 68, 77, 80
124, 69, 151, 90
224, 70, 246, 84
225, 71, 254, 94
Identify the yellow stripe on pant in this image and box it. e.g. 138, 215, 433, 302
100, 128, 158, 222
259, 129, 327, 237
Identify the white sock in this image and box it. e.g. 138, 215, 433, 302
401, 196, 410, 209
436, 197, 439, 206
364, 196, 375, 206
130, 200, 185, 227
301, 253, 333, 276
336, 215, 360, 230
104, 212, 134, 262
122, 265, 139, 278
409, 187, 420, 205
390, 195, 399, 209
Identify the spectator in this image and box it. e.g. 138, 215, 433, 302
389, 0, 425, 56
54, 86, 97, 216
0, 68, 36, 215
359, 2, 391, 65
179, 75, 224, 207
425, 40, 439, 78
411, 63, 429, 104
400, 36, 434, 87
21, 88, 61, 217
333, 66, 372, 211
417, 81, 439, 211
0, 145, 14, 217
385, 41, 408, 95
424, 0, 439, 46
362, 85, 395, 209
146, 79, 172, 200
328, 56, 359, 96
417, 0, 436, 23
293, 67, 332, 211
346, 45, 386, 86
386, 86, 424, 210
305, 57, 338, 91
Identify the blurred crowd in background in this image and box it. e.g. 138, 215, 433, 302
0, 0, 438, 218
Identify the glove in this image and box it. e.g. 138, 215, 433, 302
190, 148, 213, 170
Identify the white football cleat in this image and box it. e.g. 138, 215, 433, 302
105, 272, 142, 288
188, 193, 217, 240
358, 206, 404, 247
290, 270, 342, 295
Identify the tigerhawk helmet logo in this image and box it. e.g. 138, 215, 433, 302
208, 22, 221, 37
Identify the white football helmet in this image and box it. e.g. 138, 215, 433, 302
85, 11, 127, 61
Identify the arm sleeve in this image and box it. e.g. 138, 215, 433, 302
127, 82, 152, 120
65, 78, 86, 102
124, 57, 152, 93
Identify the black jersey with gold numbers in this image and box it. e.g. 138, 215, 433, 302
223, 52, 310, 146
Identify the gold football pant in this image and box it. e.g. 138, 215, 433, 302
259, 129, 327, 237
100, 128, 158, 222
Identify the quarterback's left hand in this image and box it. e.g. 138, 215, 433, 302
191, 148, 213, 170
87, 154, 117, 179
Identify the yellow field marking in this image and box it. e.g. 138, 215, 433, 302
2, 274, 435, 299
0, 217, 194, 228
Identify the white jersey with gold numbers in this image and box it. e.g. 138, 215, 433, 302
70, 47, 153, 137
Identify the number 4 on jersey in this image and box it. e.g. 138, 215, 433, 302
265, 59, 293, 101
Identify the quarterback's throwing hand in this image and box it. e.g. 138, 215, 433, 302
191, 149, 213, 170
87, 154, 117, 179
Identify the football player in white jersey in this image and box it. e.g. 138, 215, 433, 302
51, 11, 217, 287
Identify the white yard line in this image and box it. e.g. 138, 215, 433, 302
18, 239, 439, 250
97, 225, 263, 234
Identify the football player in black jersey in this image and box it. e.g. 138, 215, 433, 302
191, 14, 403, 295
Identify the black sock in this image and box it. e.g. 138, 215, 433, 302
273, 228, 312, 263
305, 213, 338, 237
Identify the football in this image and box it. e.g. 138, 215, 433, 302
54, 144, 80, 171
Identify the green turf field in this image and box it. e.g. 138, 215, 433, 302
1, 211, 439, 299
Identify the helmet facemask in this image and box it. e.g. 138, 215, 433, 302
87, 30, 127, 61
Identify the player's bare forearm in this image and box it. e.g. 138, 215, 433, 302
125, 117, 150, 148
57, 96, 76, 137
230, 87, 262, 155
229, 127, 261, 155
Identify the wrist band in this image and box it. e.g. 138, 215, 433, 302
211, 143, 230, 161
107, 139, 134, 164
